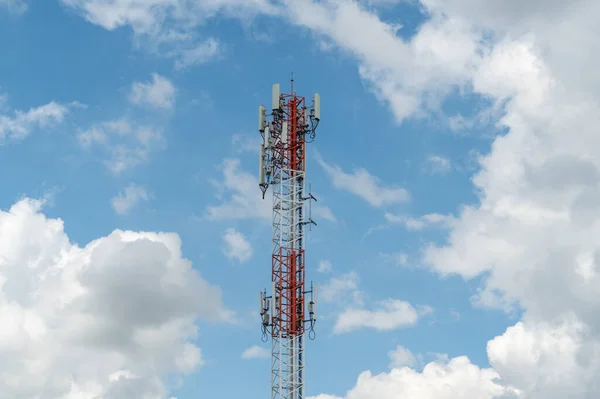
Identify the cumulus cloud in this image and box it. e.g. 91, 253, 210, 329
0, 0, 26, 13
231, 133, 261, 154
111, 184, 150, 215
284, 0, 485, 122
0, 197, 232, 398
318, 270, 428, 335
309, 356, 517, 399
78, 118, 165, 174
203, 155, 333, 227
317, 156, 409, 207
129, 73, 176, 110
320, 272, 362, 305
388, 345, 417, 368
333, 300, 428, 335
202, 156, 334, 224
204, 158, 271, 221
313, 204, 337, 222
418, 32, 600, 398
426, 155, 452, 174
173, 38, 220, 71
296, 0, 600, 397
58, 0, 273, 69
241, 345, 269, 359
384, 212, 453, 230
0, 100, 70, 142
59, 0, 275, 35
222, 228, 253, 263
317, 260, 333, 273
381, 251, 409, 267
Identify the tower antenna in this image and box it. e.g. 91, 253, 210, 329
257, 79, 321, 399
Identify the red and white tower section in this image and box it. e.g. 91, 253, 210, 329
258, 79, 320, 399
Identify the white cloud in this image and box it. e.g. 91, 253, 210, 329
318, 269, 428, 335
222, 228, 253, 263
129, 73, 176, 110
231, 133, 261, 154
361, 0, 404, 6
388, 345, 417, 368
0, 101, 70, 142
241, 345, 269, 360
447, 111, 497, 134
317, 156, 409, 207
60, 0, 179, 33
173, 38, 220, 71
394, 253, 408, 266
111, 184, 150, 216
284, 1, 484, 122
204, 149, 335, 223
296, 0, 600, 397
320, 272, 362, 305
0, 197, 232, 397
78, 118, 165, 174
58, 0, 273, 69
309, 356, 517, 399
486, 319, 581, 398
313, 205, 337, 222
384, 212, 453, 230
204, 158, 271, 221
415, 33, 600, 396
204, 156, 328, 224
317, 260, 332, 273
426, 155, 452, 174
0, 0, 27, 14
59, 0, 275, 36
333, 300, 427, 335
381, 252, 409, 267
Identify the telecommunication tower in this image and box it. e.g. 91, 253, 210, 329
258, 77, 321, 399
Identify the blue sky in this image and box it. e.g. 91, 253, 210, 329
0, 1, 508, 397
2, 1, 599, 398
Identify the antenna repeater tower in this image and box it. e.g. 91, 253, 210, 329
256, 78, 321, 399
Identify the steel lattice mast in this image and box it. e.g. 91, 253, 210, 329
258, 77, 320, 399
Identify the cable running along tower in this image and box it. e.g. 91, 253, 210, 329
258, 78, 320, 399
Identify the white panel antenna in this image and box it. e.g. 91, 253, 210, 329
258, 105, 266, 132
272, 83, 281, 110
281, 121, 288, 144
313, 93, 320, 121
259, 291, 264, 314
259, 144, 266, 185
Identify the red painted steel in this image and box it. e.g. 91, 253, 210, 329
270, 82, 307, 337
